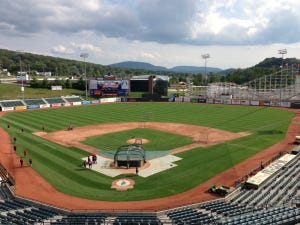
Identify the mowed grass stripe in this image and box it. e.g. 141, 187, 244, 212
0, 103, 294, 201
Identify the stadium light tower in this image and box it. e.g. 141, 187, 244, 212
202, 54, 210, 85
278, 49, 287, 102
80, 53, 89, 100
17, 51, 25, 100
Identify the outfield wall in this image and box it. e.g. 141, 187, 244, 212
0, 96, 294, 112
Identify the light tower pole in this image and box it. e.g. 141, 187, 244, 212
202, 54, 210, 85
278, 49, 287, 102
80, 53, 89, 100
18, 51, 24, 100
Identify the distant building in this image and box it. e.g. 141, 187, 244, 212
130, 75, 169, 94
16, 72, 29, 82
0, 69, 11, 76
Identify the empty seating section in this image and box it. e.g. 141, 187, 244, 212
228, 155, 300, 208
113, 213, 162, 225
167, 207, 216, 225
0, 101, 24, 107
0, 198, 63, 224
217, 206, 300, 225
24, 99, 46, 105
51, 213, 107, 225
0, 153, 297, 224
199, 201, 255, 217
44, 97, 65, 104
64, 97, 83, 102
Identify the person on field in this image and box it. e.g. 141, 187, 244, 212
23, 149, 27, 157
21, 128, 24, 133
136, 167, 139, 175
88, 160, 92, 169
7, 124, 10, 129
83, 160, 87, 169
92, 154, 97, 164
20, 158, 23, 167
13, 145, 17, 152
29, 157, 32, 167
13, 135, 17, 143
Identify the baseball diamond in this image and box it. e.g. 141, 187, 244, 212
0, 102, 297, 212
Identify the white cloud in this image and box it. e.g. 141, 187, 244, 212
51, 45, 74, 54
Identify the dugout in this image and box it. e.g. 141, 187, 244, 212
114, 144, 146, 168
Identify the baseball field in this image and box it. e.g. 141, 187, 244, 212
0, 102, 294, 202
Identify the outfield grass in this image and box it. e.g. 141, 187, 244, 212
0, 103, 294, 201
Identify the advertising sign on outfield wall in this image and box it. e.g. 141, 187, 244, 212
250, 100, 260, 106
91, 100, 100, 104
198, 98, 207, 103
281, 102, 291, 108
82, 101, 91, 105
231, 99, 241, 105
51, 103, 62, 107
1, 107, 14, 111
72, 102, 82, 106
240, 100, 250, 105
214, 99, 222, 104
63, 102, 73, 107
40, 104, 50, 108
206, 99, 214, 103
223, 99, 231, 104
270, 101, 280, 107
27, 105, 40, 109
15, 106, 27, 111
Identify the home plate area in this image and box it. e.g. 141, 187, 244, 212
82, 154, 181, 178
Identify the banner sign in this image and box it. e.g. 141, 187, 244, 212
51, 103, 62, 107
27, 105, 40, 109
1, 107, 14, 111
15, 106, 27, 111
40, 104, 50, 108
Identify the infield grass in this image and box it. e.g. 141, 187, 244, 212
83, 128, 194, 151
0, 103, 294, 200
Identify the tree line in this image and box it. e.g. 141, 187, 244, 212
1, 48, 300, 87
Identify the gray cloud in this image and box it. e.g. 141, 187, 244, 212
1, 0, 300, 45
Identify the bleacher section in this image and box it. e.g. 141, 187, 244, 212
112, 213, 162, 225
167, 207, 216, 225
217, 206, 300, 225
0, 100, 24, 107
51, 213, 107, 225
44, 97, 66, 104
24, 98, 47, 105
64, 96, 84, 103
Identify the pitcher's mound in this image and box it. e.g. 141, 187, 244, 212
127, 138, 149, 144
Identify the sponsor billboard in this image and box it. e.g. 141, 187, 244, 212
91, 80, 130, 97
27, 105, 40, 109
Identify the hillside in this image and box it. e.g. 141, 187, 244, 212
109, 61, 222, 74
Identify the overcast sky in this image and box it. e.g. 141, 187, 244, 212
1, 0, 300, 69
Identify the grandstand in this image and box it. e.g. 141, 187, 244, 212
0, 150, 297, 224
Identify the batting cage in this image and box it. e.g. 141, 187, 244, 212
113, 143, 146, 168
